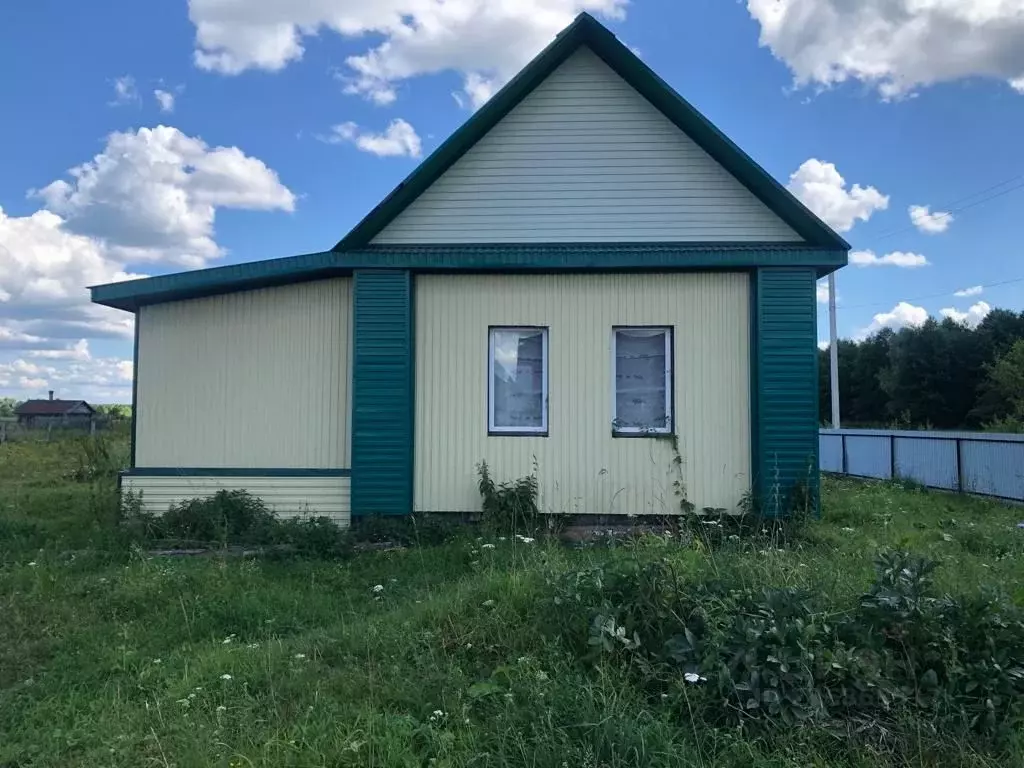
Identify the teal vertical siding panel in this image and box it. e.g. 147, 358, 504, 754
755, 267, 819, 517
352, 270, 414, 515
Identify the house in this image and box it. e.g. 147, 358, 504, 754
89, 13, 848, 524
15, 392, 95, 429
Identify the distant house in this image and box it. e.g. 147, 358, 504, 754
90, 13, 848, 523
15, 392, 95, 429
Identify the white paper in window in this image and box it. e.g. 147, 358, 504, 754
615, 329, 668, 431
492, 329, 545, 430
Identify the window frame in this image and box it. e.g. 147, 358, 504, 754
611, 325, 674, 437
487, 325, 550, 437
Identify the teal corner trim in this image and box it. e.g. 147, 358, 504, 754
92, 245, 846, 311
351, 270, 414, 516
123, 468, 351, 477
754, 267, 820, 517
333, 13, 848, 252
130, 311, 139, 468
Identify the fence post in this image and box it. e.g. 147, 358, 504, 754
955, 437, 964, 493
841, 433, 848, 475
889, 434, 896, 480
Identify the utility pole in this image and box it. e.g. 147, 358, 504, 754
828, 273, 840, 429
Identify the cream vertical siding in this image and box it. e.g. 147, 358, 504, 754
123, 475, 351, 524
135, 279, 352, 468
414, 273, 751, 515
372, 48, 799, 244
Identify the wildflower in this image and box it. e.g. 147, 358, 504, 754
27, 562, 37, 567
701, 519, 720, 527
684, 672, 707, 684
220, 674, 232, 681
216, 705, 226, 712
428, 709, 447, 722
389, 578, 398, 583
246, 643, 260, 650
194, 686, 203, 691
504, 693, 514, 701
153, 659, 162, 664
176, 698, 190, 705
515, 535, 535, 544
465, 643, 473, 650
498, 536, 507, 541
841, 527, 855, 533
728, 534, 739, 541
372, 584, 385, 593
294, 653, 306, 660
660, 693, 669, 700
482, 599, 496, 607
222, 635, 235, 644
536, 670, 548, 681
188, 693, 196, 699
941, 533, 954, 542
481, 543, 496, 550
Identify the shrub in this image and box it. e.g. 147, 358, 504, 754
477, 460, 540, 534
159, 489, 278, 545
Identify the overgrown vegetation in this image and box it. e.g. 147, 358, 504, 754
3, 435, 1024, 766
818, 309, 1024, 430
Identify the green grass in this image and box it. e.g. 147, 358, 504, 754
2, 436, 1024, 767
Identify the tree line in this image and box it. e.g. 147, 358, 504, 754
819, 308, 1024, 431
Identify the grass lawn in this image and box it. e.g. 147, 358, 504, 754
2, 435, 1024, 767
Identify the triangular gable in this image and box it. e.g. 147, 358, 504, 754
335, 13, 848, 251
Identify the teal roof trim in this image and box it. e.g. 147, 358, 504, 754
332, 13, 849, 252
92, 245, 846, 311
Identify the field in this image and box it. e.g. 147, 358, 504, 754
3, 435, 1024, 767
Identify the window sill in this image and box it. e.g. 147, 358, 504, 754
488, 430, 549, 438
612, 431, 674, 439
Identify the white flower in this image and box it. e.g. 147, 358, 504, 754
222, 636, 234, 644
428, 709, 447, 722
841, 527, 855, 533
194, 686, 203, 691
27, 561, 37, 567
294, 653, 306, 659
389, 578, 398, 583
220, 674, 232, 680
176, 698, 190, 705
465, 643, 473, 649
728, 534, 739, 541
515, 535, 535, 544
372, 584, 385, 593
188, 693, 196, 699
246, 643, 260, 650
482, 599, 496, 607
153, 658, 162, 664
498, 536, 507, 541
941, 533, 954, 542
481, 544, 496, 550
684, 672, 707, 684
660, 693, 669, 700
216, 705, 226, 712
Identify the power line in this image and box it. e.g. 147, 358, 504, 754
840, 275, 1024, 311
871, 174, 1024, 243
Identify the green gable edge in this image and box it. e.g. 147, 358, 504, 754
91, 244, 845, 311
332, 12, 850, 252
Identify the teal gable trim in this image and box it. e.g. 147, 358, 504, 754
753, 267, 820, 517
123, 468, 351, 477
333, 13, 848, 251
92, 245, 845, 311
351, 270, 414, 516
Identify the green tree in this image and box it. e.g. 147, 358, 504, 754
0, 397, 19, 418
978, 339, 1024, 432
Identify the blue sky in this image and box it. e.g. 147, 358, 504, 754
2, 0, 1023, 401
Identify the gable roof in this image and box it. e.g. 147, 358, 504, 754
15, 399, 94, 416
334, 13, 848, 252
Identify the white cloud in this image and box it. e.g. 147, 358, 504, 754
110, 75, 139, 105
0, 342, 133, 401
28, 339, 91, 361
817, 340, 830, 351
747, 0, 1024, 99
909, 204, 953, 234
850, 250, 929, 268
786, 159, 888, 233
954, 285, 983, 297
187, 0, 627, 106
154, 89, 176, 112
33, 125, 295, 268
857, 301, 929, 339
941, 301, 991, 328
816, 280, 829, 304
322, 119, 422, 158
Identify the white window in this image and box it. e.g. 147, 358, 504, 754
612, 327, 673, 435
488, 327, 549, 435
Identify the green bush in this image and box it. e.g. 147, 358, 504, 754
546, 547, 1024, 747
477, 460, 540, 534
159, 489, 278, 545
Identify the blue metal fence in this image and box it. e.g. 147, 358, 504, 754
820, 429, 1024, 502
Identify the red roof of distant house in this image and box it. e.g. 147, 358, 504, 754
14, 399, 94, 416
